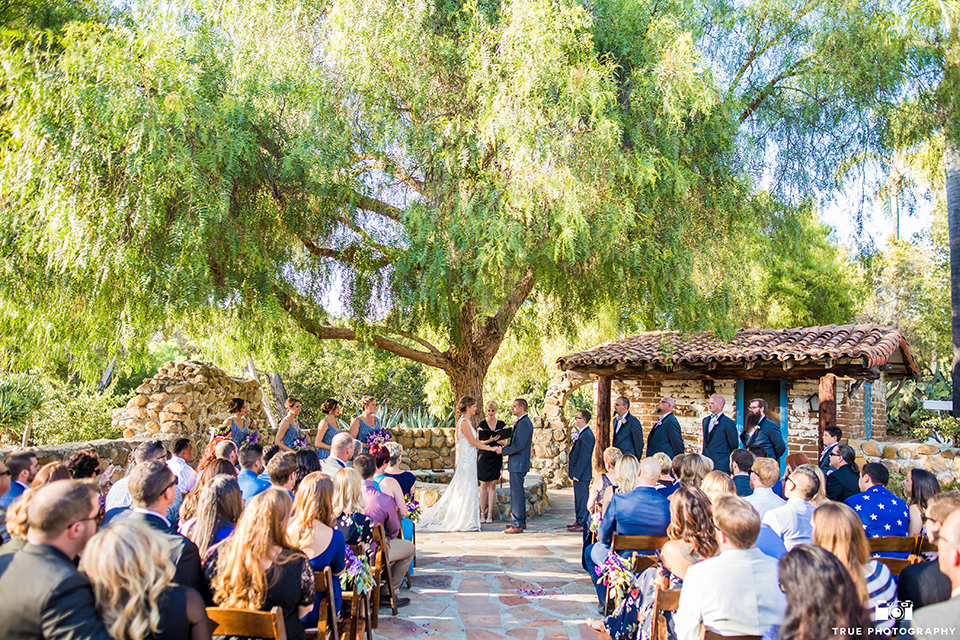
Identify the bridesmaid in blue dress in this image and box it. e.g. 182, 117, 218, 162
276, 397, 304, 452
349, 396, 380, 452
221, 397, 253, 449
313, 399, 343, 461
288, 472, 346, 624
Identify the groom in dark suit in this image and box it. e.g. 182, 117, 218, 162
497, 398, 534, 534
646, 397, 684, 458
567, 410, 595, 533
702, 394, 739, 473
611, 396, 644, 459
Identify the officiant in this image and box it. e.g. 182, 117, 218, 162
478, 400, 507, 524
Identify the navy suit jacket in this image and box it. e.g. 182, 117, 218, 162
646, 413, 684, 458
501, 414, 533, 473
825, 464, 860, 503
818, 442, 838, 475
612, 412, 644, 459
741, 417, 786, 459
701, 413, 738, 473
0, 482, 26, 509
598, 486, 670, 546
568, 426, 595, 483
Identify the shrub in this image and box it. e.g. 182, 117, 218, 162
30, 386, 129, 446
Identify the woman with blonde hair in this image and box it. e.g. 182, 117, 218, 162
700, 470, 736, 503
289, 472, 346, 622
799, 463, 829, 507
588, 447, 623, 518
81, 520, 210, 640
600, 454, 640, 509
208, 489, 315, 640
678, 453, 712, 488
275, 397, 305, 452
812, 502, 896, 631
477, 399, 506, 523
350, 396, 380, 451
332, 467, 374, 546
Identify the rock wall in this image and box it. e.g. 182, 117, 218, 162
848, 438, 959, 487
111, 360, 268, 452
389, 427, 456, 470
413, 474, 549, 522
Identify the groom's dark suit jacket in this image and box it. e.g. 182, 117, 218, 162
568, 426, 595, 482
501, 414, 533, 472
702, 412, 738, 473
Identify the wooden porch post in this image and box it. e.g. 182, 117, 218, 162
818, 374, 836, 454
595, 376, 612, 472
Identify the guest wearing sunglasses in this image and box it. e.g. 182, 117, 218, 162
825, 444, 860, 503
762, 467, 819, 551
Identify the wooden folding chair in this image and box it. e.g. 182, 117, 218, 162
650, 587, 681, 640
869, 536, 920, 576
917, 534, 937, 556
602, 534, 668, 616
371, 524, 398, 628
339, 544, 373, 640
305, 567, 339, 640
701, 631, 761, 640
206, 605, 287, 640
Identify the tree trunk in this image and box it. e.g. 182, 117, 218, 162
948, 139, 960, 415
447, 365, 488, 419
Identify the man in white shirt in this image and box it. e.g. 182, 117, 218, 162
675, 495, 786, 640
761, 466, 818, 550
911, 510, 960, 637
166, 437, 197, 493
745, 457, 786, 519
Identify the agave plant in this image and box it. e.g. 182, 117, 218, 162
0, 376, 47, 445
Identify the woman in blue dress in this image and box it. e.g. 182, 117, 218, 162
221, 397, 255, 449
314, 399, 343, 461
276, 397, 304, 452
349, 396, 380, 451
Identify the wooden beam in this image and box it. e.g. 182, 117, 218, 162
743, 361, 755, 370
818, 374, 836, 456
595, 376, 612, 473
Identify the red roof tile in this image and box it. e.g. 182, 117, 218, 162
556, 324, 919, 376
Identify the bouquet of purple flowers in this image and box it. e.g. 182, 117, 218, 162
364, 428, 392, 448
340, 546, 375, 594
292, 435, 308, 450
405, 494, 421, 523
589, 510, 602, 533
244, 431, 259, 444
596, 550, 633, 611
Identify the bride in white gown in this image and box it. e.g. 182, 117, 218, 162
418, 396, 498, 532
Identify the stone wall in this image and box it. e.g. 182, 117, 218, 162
848, 438, 958, 487
111, 361, 268, 452
413, 474, 549, 522
388, 427, 456, 470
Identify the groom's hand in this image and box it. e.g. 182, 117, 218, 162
494, 447, 502, 454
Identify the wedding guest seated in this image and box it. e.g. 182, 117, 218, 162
289, 472, 346, 624
167, 437, 197, 493
178, 458, 237, 523
371, 444, 412, 541
354, 453, 414, 608
0, 450, 38, 509
64, 449, 113, 522
31, 462, 72, 487
700, 471, 735, 503
181, 475, 243, 559
237, 443, 271, 503
729, 449, 755, 497
801, 464, 828, 507
699, 468, 786, 561
268, 452, 298, 498
767, 545, 872, 640
762, 466, 819, 551
825, 444, 860, 502
812, 502, 895, 631
846, 462, 910, 540
898, 492, 960, 611
678, 454, 712, 489
674, 496, 785, 640
772, 453, 810, 498
586, 457, 670, 608
745, 458, 786, 519
600, 455, 640, 519
293, 450, 321, 493
106, 440, 182, 525
906, 468, 942, 537
259, 444, 281, 483
207, 490, 316, 640
191, 436, 232, 485
0, 486, 35, 556
587, 447, 623, 518
108, 460, 211, 604
320, 433, 356, 476
383, 441, 416, 497
653, 452, 678, 497
214, 439, 238, 469
80, 520, 212, 640
0, 458, 9, 543
910, 510, 960, 634
332, 467, 375, 546
0, 480, 112, 639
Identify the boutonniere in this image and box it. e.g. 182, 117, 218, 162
571, 429, 581, 444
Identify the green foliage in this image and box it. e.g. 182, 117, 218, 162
0, 375, 46, 443
30, 386, 127, 446
912, 412, 960, 444
887, 361, 952, 435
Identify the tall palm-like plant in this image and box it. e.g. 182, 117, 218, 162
0, 376, 46, 445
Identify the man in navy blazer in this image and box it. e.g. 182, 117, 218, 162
567, 410, 595, 533
498, 398, 534, 534
647, 397, 684, 458
818, 426, 841, 475
585, 458, 670, 606
611, 396, 644, 459
741, 399, 786, 460
701, 395, 739, 473
0, 451, 38, 510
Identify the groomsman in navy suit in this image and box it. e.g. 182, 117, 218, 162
567, 410, 595, 533
701, 395, 738, 473
741, 398, 786, 460
646, 397, 684, 458
611, 396, 644, 459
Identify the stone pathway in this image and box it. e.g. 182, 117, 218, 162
374, 488, 597, 640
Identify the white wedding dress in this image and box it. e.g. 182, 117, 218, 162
417, 418, 481, 532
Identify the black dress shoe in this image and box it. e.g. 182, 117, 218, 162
379, 596, 411, 608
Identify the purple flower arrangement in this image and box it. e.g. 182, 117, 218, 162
405, 494, 421, 523
364, 428, 392, 448
341, 546, 375, 594
292, 435, 308, 450
596, 550, 633, 610
244, 431, 259, 444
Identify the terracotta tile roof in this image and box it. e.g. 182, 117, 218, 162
556, 324, 919, 376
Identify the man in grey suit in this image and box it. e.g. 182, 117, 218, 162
567, 410, 595, 533
319, 432, 355, 476
911, 510, 960, 637
496, 398, 534, 534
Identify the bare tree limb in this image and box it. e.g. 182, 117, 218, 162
299, 235, 391, 268
355, 154, 427, 194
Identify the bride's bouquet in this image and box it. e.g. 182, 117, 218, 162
364, 428, 392, 448
340, 546, 375, 595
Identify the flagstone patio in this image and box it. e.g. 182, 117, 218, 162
374, 488, 598, 640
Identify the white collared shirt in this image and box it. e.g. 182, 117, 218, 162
133, 507, 171, 528
167, 456, 197, 493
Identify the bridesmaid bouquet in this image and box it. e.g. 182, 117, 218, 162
364, 428, 392, 448
244, 431, 259, 444
341, 546, 375, 595
405, 495, 421, 523
596, 550, 633, 610
292, 435, 308, 450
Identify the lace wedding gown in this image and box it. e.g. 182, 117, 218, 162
417, 418, 481, 532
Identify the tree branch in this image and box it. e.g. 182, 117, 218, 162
355, 154, 427, 194
299, 235, 391, 268
488, 269, 536, 336
381, 327, 444, 357
738, 55, 814, 124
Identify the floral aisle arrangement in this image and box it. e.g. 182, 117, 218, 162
596, 550, 634, 611
405, 494, 421, 523
340, 546, 375, 595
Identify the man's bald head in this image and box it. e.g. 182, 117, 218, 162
638, 458, 662, 485
711, 395, 725, 407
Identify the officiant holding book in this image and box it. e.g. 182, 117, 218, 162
477, 400, 508, 523
496, 398, 534, 534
